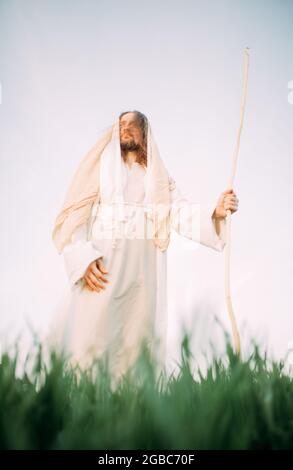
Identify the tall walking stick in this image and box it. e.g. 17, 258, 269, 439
225, 47, 250, 358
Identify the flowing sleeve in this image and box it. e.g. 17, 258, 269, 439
62, 218, 104, 289
169, 176, 227, 252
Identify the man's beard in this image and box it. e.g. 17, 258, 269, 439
120, 138, 141, 153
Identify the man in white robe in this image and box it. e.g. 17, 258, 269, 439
50, 110, 239, 384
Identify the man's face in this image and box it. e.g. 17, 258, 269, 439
119, 112, 143, 152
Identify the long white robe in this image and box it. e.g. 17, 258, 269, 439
50, 160, 226, 381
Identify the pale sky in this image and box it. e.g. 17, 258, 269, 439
0, 0, 292, 372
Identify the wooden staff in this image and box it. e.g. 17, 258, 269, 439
225, 47, 250, 358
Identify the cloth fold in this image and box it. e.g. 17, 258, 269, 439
62, 224, 104, 286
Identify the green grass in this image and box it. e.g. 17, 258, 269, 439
0, 330, 293, 450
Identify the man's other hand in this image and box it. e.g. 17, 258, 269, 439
83, 258, 109, 292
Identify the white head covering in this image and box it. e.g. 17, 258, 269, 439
52, 115, 174, 253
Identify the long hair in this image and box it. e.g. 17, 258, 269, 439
119, 110, 148, 168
